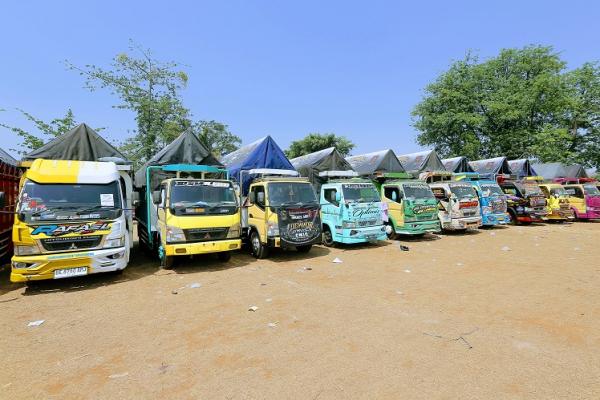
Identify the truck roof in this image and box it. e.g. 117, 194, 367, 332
26, 159, 120, 184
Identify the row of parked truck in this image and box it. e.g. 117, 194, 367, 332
1, 125, 598, 283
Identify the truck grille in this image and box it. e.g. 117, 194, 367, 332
41, 235, 102, 252
357, 219, 378, 227
184, 228, 229, 242
491, 200, 507, 213
462, 210, 477, 217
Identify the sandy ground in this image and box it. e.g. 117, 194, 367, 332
1, 222, 599, 399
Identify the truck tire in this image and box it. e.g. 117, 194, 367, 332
218, 251, 232, 262
322, 226, 335, 247
296, 245, 312, 253
250, 230, 269, 259
385, 222, 398, 240
158, 242, 175, 269
508, 210, 518, 225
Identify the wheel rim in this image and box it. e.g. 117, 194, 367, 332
158, 243, 165, 262
324, 230, 333, 245
252, 234, 260, 254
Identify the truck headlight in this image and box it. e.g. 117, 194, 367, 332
14, 244, 40, 256
103, 236, 125, 248
166, 225, 186, 243
267, 221, 279, 237
227, 223, 241, 238
342, 221, 357, 229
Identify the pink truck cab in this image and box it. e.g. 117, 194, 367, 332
555, 178, 600, 220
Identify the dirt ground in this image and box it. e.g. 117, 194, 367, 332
1, 222, 599, 399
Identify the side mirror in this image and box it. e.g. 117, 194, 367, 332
0, 192, 5, 208
132, 192, 140, 203
132, 199, 140, 207
152, 191, 161, 204
335, 192, 341, 202
257, 192, 265, 204
248, 192, 256, 204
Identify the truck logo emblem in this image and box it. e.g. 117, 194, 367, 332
69, 243, 78, 250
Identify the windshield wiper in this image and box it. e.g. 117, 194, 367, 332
76, 205, 112, 215
30, 205, 79, 216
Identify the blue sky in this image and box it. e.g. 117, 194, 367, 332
1, 0, 599, 158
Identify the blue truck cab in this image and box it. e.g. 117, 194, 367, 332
454, 172, 509, 226
319, 174, 387, 246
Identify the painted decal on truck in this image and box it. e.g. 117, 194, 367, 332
31, 222, 112, 237
277, 207, 321, 245
412, 204, 438, 215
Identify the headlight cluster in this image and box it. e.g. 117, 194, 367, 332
267, 221, 279, 237
166, 225, 186, 243
14, 244, 40, 256
103, 236, 125, 248
227, 223, 241, 238
342, 221, 357, 229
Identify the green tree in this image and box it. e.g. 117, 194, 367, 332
412, 45, 600, 166
0, 108, 92, 154
192, 120, 241, 157
66, 42, 191, 166
285, 133, 355, 158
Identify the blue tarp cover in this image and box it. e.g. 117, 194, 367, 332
221, 136, 296, 195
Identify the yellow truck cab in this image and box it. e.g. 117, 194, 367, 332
136, 164, 241, 269
11, 159, 133, 282
242, 169, 322, 258
537, 182, 575, 221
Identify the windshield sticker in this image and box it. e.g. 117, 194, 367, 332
343, 184, 372, 189
100, 194, 114, 207
174, 181, 230, 188
31, 222, 111, 237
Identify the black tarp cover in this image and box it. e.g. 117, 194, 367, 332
22, 123, 129, 163
442, 156, 473, 173
468, 157, 512, 178
290, 147, 354, 188
532, 162, 589, 179
345, 149, 405, 176
0, 148, 17, 166
396, 150, 446, 174
508, 159, 538, 178
134, 129, 223, 188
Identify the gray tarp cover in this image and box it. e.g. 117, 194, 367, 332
134, 129, 222, 188
290, 147, 354, 188
22, 123, 129, 163
442, 156, 473, 173
0, 148, 17, 166
345, 149, 405, 176
468, 157, 512, 177
397, 150, 446, 174
532, 162, 589, 179
508, 159, 537, 178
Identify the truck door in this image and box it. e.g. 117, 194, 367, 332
321, 187, 341, 229
565, 185, 585, 215
383, 185, 403, 228
156, 183, 168, 243
249, 184, 267, 242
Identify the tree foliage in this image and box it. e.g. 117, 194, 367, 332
191, 120, 241, 157
0, 108, 96, 154
412, 46, 600, 167
285, 133, 355, 158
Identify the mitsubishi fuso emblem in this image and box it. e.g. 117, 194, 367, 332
69, 243, 78, 250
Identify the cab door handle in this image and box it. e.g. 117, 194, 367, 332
249, 214, 254, 218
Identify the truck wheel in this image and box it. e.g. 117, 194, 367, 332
158, 242, 175, 269
322, 226, 335, 247
508, 210, 518, 225
296, 245, 312, 253
250, 230, 269, 259
218, 251, 232, 262
385, 223, 398, 240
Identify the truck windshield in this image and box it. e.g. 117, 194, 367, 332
549, 187, 567, 196
402, 184, 435, 200
480, 184, 504, 197
18, 180, 122, 222
342, 183, 380, 203
170, 181, 238, 215
450, 185, 477, 199
583, 184, 600, 196
267, 182, 317, 207
516, 183, 543, 196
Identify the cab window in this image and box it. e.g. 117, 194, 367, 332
565, 186, 584, 199
252, 185, 266, 209
384, 186, 401, 203
323, 188, 338, 205
431, 187, 447, 200
502, 185, 517, 196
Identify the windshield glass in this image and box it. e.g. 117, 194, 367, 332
516, 183, 543, 196
549, 186, 566, 196
402, 183, 435, 200
450, 184, 477, 199
342, 183, 380, 203
480, 184, 504, 197
18, 180, 122, 223
267, 182, 317, 207
583, 184, 600, 196
170, 180, 238, 215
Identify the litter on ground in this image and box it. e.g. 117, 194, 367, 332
27, 320, 45, 327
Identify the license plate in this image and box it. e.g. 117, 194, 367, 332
54, 267, 88, 279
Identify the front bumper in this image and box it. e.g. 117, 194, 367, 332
165, 239, 241, 256
441, 216, 482, 231
481, 212, 509, 226
11, 246, 128, 282
577, 209, 600, 219
333, 225, 387, 244
545, 208, 575, 221
394, 218, 441, 235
